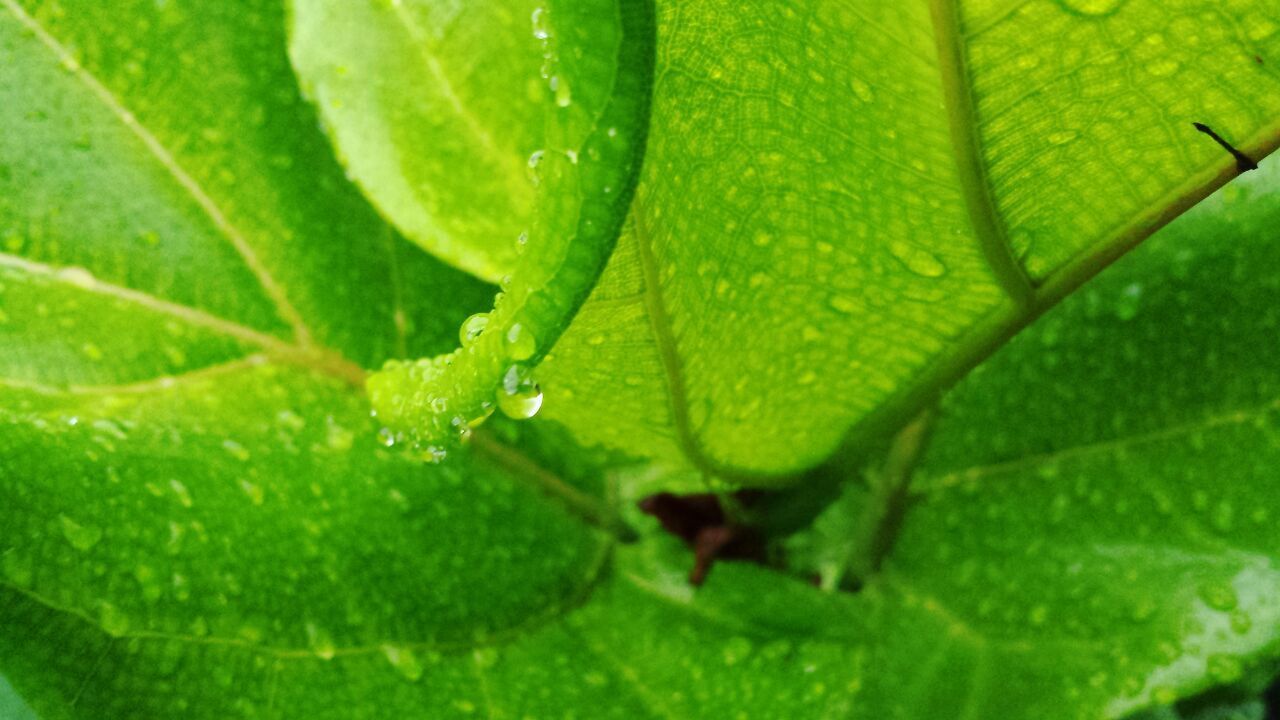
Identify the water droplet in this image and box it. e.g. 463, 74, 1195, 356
99, 602, 130, 637
459, 313, 489, 346
1028, 604, 1049, 626
306, 622, 336, 660
1048, 130, 1079, 146
418, 445, 448, 464
497, 364, 543, 420
1206, 653, 1243, 682
169, 479, 193, 508
381, 644, 423, 681
888, 239, 947, 278
378, 427, 398, 447
222, 439, 251, 461
722, 636, 753, 666
551, 76, 572, 107
526, 150, 545, 184
325, 420, 354, 452
1056, 0, 1127, 17
1199, 581, 1238, 611
59, 514, 102, 551
239, 480, 264, 506
1114, 283, 1143, 321
850, 78, 875, 103
531, 7, 549, 40
1211, 500, 1234, 533
2, 552, 33, 587
1229, 609, 1253, 634
504, 323, 537, 361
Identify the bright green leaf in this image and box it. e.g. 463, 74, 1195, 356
288, 0, 546, 281
538, 0, 1280, 482
5, 0, 1280, 717
356, 0, 656, 451
0, 0, 491, 375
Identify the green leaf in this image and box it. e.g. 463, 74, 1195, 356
896, 145, 1280, 717
287, 0, 546, 281
7, 149, 1280, 717
354, 0, 657, 451
0, 0, 492, 372
6, 0, 1280, 716
536, 0, 1280, 481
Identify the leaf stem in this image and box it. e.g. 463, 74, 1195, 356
846, 407, 938, 583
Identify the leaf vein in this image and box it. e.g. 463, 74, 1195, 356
0, 0, 314, 346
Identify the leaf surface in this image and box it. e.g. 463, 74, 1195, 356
288, 0, 545, 281
0, 0, 491, 376
349, 0, 657, 450
6, 94, 1280, 717
536, 0, 1280, 481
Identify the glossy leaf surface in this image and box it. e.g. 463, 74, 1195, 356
538, 0, 1280, 480
289, 0, 545, 280
3, 0, 1280, 717
6, 100, 1280, 720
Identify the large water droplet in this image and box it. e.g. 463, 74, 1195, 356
531, 7, 549, 40
497, 364, 543, 420
459, 313, 489, 346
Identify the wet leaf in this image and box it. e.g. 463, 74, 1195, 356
4, 0, 1280, 717
537, 0, 1280, 481
294, 0, 656, 451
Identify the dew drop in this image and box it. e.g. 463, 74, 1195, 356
1198, 581, 1238, 611
418, 445, 448, 464
378, 427, 398, 448
552, 77, 572, 107
1229, 609, 1253, 634
526, 150, 545, 184
497, 364, 543, 420
1056, 0, 1127, 16
888, 239, 947, 278
531, 7, 549, 40
1206, 653, 1243, 683
1047, 130, 1079, 146
504, 323, 537, 361
2, 553, 33, 587
721, 636, 753, 666
99, 602, 130, 637
381, 644, 424, 682
306, 622, 336, 660
222, 439, 251, 462
325, 420, 354, 452
169, 479, 193, 508
1146, 58, 1180, 77
1113, 283, 1143, 321
59, 514, 102, 551
850, 78, 875, 103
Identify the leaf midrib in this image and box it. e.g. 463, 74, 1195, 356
0, 0, 316, 349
